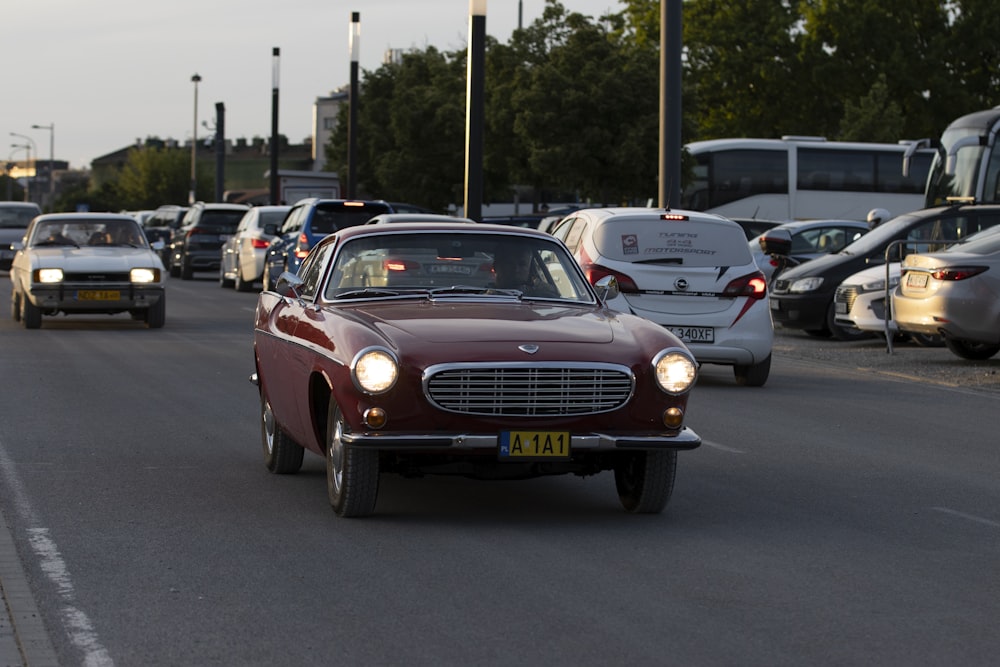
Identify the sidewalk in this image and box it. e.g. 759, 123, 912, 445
0, 509, 58, 667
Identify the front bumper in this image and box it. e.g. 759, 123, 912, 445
341, 427, 701, 451
769, 292, 830, 330
26, 284, 165, 312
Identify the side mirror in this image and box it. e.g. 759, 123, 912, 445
594, 275, 620, 303
759, 228, 792, 256
275, 271, 304, 298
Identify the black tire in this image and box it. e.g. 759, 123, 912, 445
825, 301, 873, 341
261, 394, 304, 474
734, 354, 771, 387
145, 295, 166, 329
181, 257, 194, 280
234, 263, 252, 292
11, 291, 21, 322
21, 293, 41, 329
219, 267, 233, 288
944, 338, 1000, 360
326, 400, 379, 517
614, 450, 677, 514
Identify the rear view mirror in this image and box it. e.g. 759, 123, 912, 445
759, 228, 792, 256
594, 275, 620, 303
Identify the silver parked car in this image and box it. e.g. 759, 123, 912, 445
0, 201, 42, 270
893, 227, 1000, 359
220, 205, 290, 291
9, 213, 167, 329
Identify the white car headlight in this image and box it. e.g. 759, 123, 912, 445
789, 276, 824, 293
860, 277, 898, 293
352, 348, 399, 394
653, 349, 698, 395
36, 268, 64, 283
130, 268, 160, 283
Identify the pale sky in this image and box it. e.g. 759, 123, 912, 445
3, 0, 620, 170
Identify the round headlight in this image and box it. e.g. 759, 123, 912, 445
353, 348, 398, 394
653, 349, 698, 395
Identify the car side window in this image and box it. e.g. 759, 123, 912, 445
280, 207, 305, 235
562, 219, 587, 253
297, 243, 334, 299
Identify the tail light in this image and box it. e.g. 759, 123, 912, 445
579, 247, 639, 292
251, 238, 271, 249
723, 271, 768, 299
930, 266, 988, 281
294, 232, 311, 259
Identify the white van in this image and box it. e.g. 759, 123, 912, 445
551, 207, 774, 386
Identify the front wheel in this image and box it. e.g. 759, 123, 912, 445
234, 262, 252, 292
614, 450, 677, 514
261, 394, 304, 473
734, 354, 771, 387
11, 291, 21, 322
944, 338, 1000, 360
21, 293, 41, 329
326, 401, 379, 517
145, 295, 166, 329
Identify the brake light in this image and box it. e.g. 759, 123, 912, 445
659, 213, 689, 221
578, 247, 639, 292
930, 266, 988, 281
722, 271, 768, 299
251, 238, 271, 249
384, 258, 421, 272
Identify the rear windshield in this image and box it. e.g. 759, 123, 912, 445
311, 203, 393, 234
592, 217, 753, 267
0, 205, 41, 229
199, 210, 247, 232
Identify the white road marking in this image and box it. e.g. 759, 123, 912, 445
0, 441, 114, 666
931, 507, 1000, 528
700, 439, 745, 454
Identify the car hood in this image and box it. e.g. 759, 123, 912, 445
29, 247, 162, 270
344, 301, 616, 344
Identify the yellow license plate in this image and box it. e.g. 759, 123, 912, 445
77, 290, 120, 301
499, 431, 570, 459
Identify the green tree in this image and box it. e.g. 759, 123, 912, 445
838, 74, 906, 141
116, 147, 211, 209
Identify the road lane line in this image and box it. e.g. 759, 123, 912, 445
0, 441, 112, 666
931, 507, 1000, 528
700, 440, 745, 454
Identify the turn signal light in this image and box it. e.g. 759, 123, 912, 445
662, 407, 684, 429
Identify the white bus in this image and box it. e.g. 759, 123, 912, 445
680, 136, 935, 221
923, 106, 1000, 207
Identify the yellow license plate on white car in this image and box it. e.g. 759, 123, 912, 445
77, 290, 120, 301
499, 431, 570, 459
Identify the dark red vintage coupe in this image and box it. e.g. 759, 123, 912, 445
251, 223, 701, 517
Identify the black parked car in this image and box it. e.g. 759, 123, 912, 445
769, 202, 1000, 340
169, 202, 249, 280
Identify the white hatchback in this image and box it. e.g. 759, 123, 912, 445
551, 207, 773, 386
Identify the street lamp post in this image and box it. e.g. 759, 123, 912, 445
347, 12, 360, 199
190, 73, 202, 205
31, 123, 54, 210
464, 0, 486, 222
270, 48, 280, 205
9, 132, 36, 204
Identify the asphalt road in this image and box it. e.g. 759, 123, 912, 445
1, 272, 998, 666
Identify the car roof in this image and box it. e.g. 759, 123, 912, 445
366, 214, 476, 224
573, 206, 738, 226
34, 212, 138, 222
325, 221, 558, 245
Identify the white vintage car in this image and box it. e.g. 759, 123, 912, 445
9, 213, 167, 329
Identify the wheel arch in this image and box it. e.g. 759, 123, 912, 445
309, 370, 335, 452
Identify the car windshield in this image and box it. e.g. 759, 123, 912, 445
324, 231, 592, 302
30, 219, 149, 248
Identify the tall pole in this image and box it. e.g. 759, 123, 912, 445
659, 0, 682, 208
10, 133, 36, 204
215, 103, 226, 203
270, 48, 281, 204
31, 123, 54, 210
347, 12, 360, 199
464, 0, 486, 222
190, 73, 201, 205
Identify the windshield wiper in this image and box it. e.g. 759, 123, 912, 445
334, 288, 405, 299
34, 239, 79, 248
428, 285, 493, 296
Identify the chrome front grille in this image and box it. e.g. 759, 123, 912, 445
424, 363, 634, 416
835, 285, 860, 312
